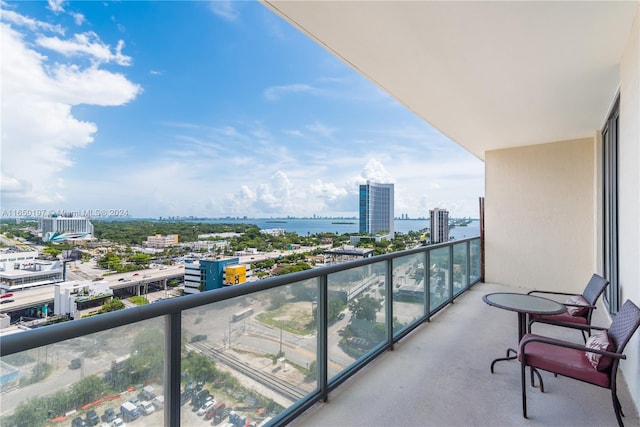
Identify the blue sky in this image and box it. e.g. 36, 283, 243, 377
1, 1, 484, 219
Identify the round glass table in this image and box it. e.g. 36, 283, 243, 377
483, 292, 565, 372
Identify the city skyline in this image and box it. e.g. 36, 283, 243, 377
1, 1, 485, 219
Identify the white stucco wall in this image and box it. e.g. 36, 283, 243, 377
485, 138, 596, 294
619, 4, 640, 411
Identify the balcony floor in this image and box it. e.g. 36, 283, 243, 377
290, 282, 639, 427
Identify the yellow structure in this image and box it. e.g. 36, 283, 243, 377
225, 265, 246, 285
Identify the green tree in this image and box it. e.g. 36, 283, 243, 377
42, 246, 62, 258
269, 293, 287, 310
99, 298, 125, 313
97, 253, 121, 270
328, 298, 345, 320
183, 352, 217, 382
306, 360, 318, 380
129, 253, 151, 266
348, 295, 382, 321
69, 375, 107, 408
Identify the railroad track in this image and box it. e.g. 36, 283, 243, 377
188, 342, 307, 402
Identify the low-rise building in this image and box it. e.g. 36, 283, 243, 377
54, 280, 113, 319
145, 234, 179, 248
0, 249, 63, 291
183, 257, 246, 294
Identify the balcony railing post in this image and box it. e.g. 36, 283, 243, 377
386, 258, 393, 348
319, 274, 328, 402
425, 249, 431, 320
166, 312, 181, 427
466, 240, 471, 291
448, 244, 454, 303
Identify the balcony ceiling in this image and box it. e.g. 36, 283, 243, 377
263, 1, 638, 160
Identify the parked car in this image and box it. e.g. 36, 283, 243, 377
197, 399, 216, 416
85, 409, 100, 426
138, 385, 156, 401
71, 416, 86, 427
152, 395, 164, 409
193, 395, 213, 413
111, 418, 126, 427
139, 400, 154, 416
69, 358, 81, 369
190, 389, 210, 408
102, 408, 117, 423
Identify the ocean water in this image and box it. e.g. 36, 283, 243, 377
198, 218, 480, 240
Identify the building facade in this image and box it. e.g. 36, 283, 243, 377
359, 181, 394, 238
183, 257, 243, 294
145, 234, 179, 248
39, 216, 94, 242
0, 249, 63, 291
429, 208, 449, 244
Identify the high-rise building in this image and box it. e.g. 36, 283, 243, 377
430, 208, 449, 243
39, 216, 94, 242
359, 181, 394, 238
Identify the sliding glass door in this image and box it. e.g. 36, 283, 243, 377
602, 96, 619, 314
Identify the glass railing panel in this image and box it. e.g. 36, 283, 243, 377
326, 261, 387, 380
181, 279, 318, 426
0, 320, 165, 427
429, 246, 451, 310
453, 243, 468, 297
392, 253, 426, 336
470, 238, 482, 283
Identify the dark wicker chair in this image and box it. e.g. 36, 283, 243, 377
528, 273, 609, 341
518, 299, 640, 427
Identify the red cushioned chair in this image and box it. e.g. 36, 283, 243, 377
518, 299, 640, 427
528, 273, 609, 341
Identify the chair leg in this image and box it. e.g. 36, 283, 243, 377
521, 362, 528, 418
612, 388, 624, 427
532, 368, 544, 392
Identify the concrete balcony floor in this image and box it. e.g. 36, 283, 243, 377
291, 282, 639, 427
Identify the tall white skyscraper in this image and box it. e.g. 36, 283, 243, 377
430, 208, 449, 243
359, 181, 394, 237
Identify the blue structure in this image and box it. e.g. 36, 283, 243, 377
359, 180, 394, 237
0, 360, 19, 390
199, 258, 239, 291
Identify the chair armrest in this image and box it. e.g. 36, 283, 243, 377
527, 290, 580, 297
519, 334, 626, 360
563, 302, 597, 310
528, 317, 608, 332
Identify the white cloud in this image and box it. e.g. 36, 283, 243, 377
361, 158, 396, 184
306, 122, 337, 139
71, 12, 85, 26
0, 17, 141, 207
264, 83, 317, 101
47, 0, 65, 13
209, 0, 239, 22
37, 32, 132, 66
0, 9, 65, 34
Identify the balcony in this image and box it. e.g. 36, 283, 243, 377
1, 237, 638, 427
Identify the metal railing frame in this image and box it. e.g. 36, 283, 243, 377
0, 237, 481, 427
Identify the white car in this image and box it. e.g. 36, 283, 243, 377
111, 418, 126, 427
139, 400, 155, 415
152, 395, 164, 409
196, 399, 216, 416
